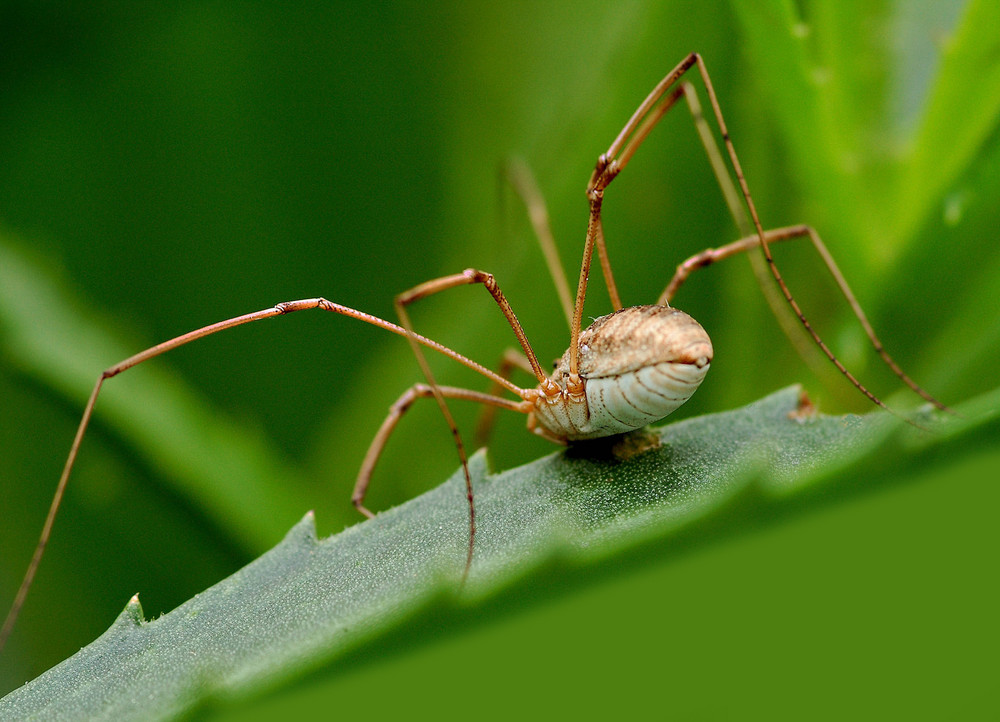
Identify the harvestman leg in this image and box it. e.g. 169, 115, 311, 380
353, 268, 558, 574
0, 295, 540, 651
352, 382, 532, 519
569, 52, 949, 415
641, 79, 948, 411
503, 159, 575, 329
504, 78, 816, 374
645, 79, 949, 411
505, 82, 738, 319
566, 55, 733, 376
498, 70, 760, 397
466, 160, 588, 447
661, 225, 951, 411
352, 269, 554, 516
494, 75, 832, 434
471, 348, 537, 447
489, 81, 743, 440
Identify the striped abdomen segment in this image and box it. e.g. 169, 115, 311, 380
577, 357, 710, 438
535, 305, 713, 441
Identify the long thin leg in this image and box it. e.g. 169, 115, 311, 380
679, 82, 749, 235
574, 77, 801, 356
570, 60, 701, 375
0, 296, 534, 653
684, 55, 906, 414
509, 61, 758, 372
505, 76, 783, 344
503, 159, 575, 329
352, 382, 532, 518
389, 268, 560, 576
394, 269, 556, 390
579, 86, 687, 320
392, 297, 477, 578
661, 225, 951, 412
473, 348, 535, 447
571, 52, 928, 417
677, 80, 841, 391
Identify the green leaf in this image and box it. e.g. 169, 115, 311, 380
894, 0, 1000, 244
1, 386, 990, 720
732, 0, 1000, 276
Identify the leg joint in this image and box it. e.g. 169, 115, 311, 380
462, 268, 494, 288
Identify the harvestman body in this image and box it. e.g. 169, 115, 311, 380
1, 53, 949, 652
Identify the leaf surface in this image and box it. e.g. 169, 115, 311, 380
3, 385, 989, 721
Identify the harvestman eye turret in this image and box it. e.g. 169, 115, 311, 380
0, 53, 950, 654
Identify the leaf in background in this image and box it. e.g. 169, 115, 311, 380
894, 0, 1000, 246
0, 239, 307, 552
734, 0, 1000, 272
729, 0, 889, 274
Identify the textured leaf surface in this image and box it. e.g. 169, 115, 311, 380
3, 386, 986, 721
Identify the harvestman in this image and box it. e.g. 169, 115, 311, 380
1, 53, 950, 652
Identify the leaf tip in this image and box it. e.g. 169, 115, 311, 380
787, 387, 818, 421
118, 594, 145, 628
282, 510, 320, 545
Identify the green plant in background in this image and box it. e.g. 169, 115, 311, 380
0, 0, 997, 718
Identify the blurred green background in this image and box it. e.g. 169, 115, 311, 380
1, 0, 998, 716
